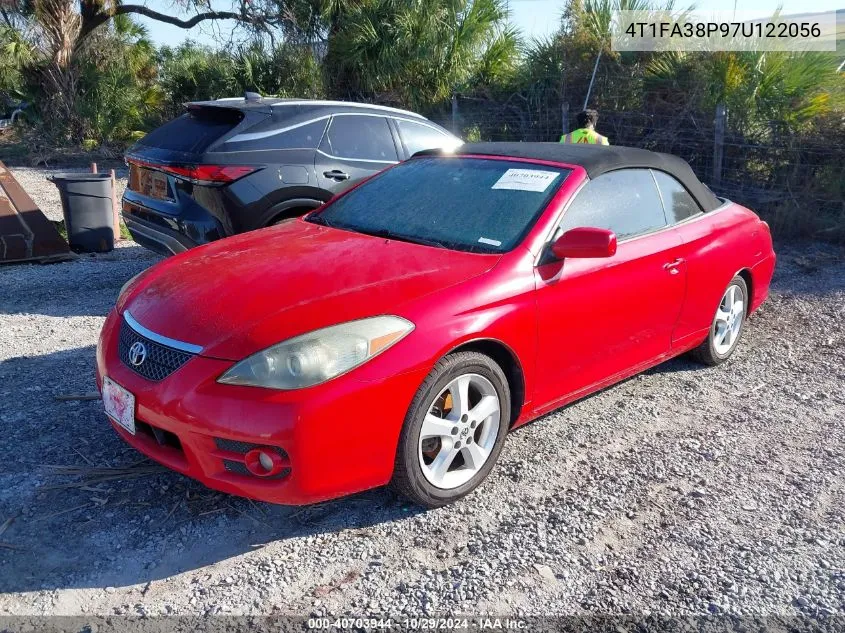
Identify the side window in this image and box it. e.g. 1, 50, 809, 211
651, 170, 702, 223
274, 119, 328, 150
221, 119, 327, 152
320, 116, 398, 162
396, 119, 457, 155
557, 169, 666, 240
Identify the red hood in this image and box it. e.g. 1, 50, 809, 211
120, 221, 499, 360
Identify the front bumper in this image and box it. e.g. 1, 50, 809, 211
96, 309, 428, 505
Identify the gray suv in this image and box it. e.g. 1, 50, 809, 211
122, 96, 461, 256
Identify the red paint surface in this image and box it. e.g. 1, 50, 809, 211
98, 156, 776, 505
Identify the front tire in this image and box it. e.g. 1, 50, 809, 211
691, 275, 748, 366
392, 352, 511, 508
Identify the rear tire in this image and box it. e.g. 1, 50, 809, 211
690, 275, 748, 366
266, 204, 320, 227
392, 352, 510, 508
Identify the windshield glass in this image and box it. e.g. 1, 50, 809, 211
309, 157, 570, 253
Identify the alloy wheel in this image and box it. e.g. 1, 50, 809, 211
713, 284, 745, 355
418, 373, 501, 490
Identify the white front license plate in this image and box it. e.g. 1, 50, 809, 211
103, 377, 136, 435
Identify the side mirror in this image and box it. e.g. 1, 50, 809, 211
551, 227, 617, 260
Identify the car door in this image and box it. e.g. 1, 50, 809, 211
648, 170, 719, 346
315, 114, 400, 194
532, 169, 687, 410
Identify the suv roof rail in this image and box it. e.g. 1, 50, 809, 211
269, 100, 426, 119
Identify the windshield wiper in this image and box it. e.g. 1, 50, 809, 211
309, 221, 455, 250
360, 228, 449, 249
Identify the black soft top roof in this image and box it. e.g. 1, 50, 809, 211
416, 142, 721, 211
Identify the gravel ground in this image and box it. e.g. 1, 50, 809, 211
0, 170, 843, 620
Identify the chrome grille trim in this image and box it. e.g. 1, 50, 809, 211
118, 320, 195, 382
124, 310, 203, 354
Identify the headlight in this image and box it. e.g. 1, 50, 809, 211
217, 316, 414, 390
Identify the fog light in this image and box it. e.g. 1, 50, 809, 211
258, 451, 274, 472
244, 447, 284, 477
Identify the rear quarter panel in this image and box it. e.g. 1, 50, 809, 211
202, 148, 330, 232
672, 201, 775, 347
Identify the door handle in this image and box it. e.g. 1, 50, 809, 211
323, 170, 350, 181
663, 258, 684, 274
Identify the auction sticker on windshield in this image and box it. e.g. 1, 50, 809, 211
492, 168, 560, 192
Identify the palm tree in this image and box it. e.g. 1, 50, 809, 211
0, 24, 36, 98
74, 13, 164, 143
645, 48, 843, 133
323, 0, 520, 110
575, 0, 689, 109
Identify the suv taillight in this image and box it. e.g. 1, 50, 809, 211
189, 165, 258, 184
128, 159, 259, 185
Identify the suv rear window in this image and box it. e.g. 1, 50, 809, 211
397, 119, 458, 155
137, 108, 243, 153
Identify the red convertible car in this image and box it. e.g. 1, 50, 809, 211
97, 143, 776, 508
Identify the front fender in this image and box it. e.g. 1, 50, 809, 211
383, 256, 538, 424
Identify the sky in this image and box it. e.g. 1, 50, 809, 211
137, 0, 844, 48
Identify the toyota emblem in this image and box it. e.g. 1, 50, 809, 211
128, 341, 147, 367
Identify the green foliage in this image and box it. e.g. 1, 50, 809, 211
1, 9, 163, 146
645, 49, 844, 134
75, 62, 164, 144
463, 124, 482, 142
157, 40, 324, 116
71, 15, 164, 144
753, 51, 843, 127
158, 43, 237, 111
0, 25, 35, 98
323, 0, 520, 110
578, 0, 662, 46
232, 41, 324, 98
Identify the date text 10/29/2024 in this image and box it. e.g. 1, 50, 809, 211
307, 617, 528, 630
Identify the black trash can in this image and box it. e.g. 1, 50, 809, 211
49, 172, 114, 253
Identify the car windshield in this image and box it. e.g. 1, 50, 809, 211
308, 157, 571, 253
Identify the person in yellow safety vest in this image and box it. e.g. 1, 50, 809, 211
560, 109, 609, 145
